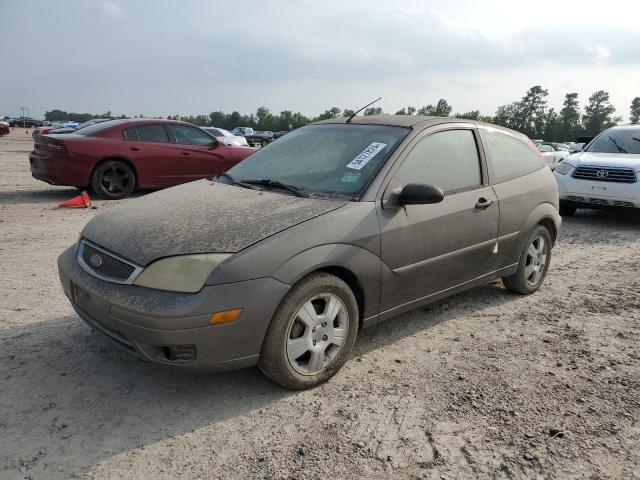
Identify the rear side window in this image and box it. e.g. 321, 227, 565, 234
123, 127, 137, 140
396, 129, 482, 193
480, 129, 544, 183
123, 125, 169, 142
136, 125, 169, 143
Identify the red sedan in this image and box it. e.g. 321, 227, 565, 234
29, 119, 256, 199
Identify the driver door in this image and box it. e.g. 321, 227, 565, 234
377, 126, 499, 312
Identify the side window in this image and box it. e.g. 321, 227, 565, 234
135, 125, 169, 143
538, 144, 554, 153
170, 125, 215, 146
397, 129, 482, 193
123, 127, 138, 140
480, 129, 544, 183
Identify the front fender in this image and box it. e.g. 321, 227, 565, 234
272, 243, 381, 323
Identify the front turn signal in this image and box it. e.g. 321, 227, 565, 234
209, 309, 242, 326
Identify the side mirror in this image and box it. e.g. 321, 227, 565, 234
398, 183, 445, 205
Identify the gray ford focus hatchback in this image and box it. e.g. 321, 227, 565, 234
58, 115, 561, 389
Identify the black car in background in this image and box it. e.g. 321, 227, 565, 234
8, 117, 41, 128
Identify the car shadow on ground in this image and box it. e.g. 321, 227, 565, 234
0, 281, 518, 479
559, 208, 640, 246
0, 188, 150, 205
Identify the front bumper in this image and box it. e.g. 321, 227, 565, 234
555, 172, 640, 209
58, 246, 290, 371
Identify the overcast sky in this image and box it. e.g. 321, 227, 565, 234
1, 0, 639, 120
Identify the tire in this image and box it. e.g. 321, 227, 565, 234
502, 225, 552, 295
91, 160, 136, 200
559, 201, 577, 216
258, 272, 359, 390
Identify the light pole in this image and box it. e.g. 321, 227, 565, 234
19, 107, 26, 128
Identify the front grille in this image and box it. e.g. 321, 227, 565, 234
571, 166, 637, 183
78, 241, 141, 284
566, 195, 636, 208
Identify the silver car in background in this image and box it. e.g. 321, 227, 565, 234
202, 127, 250, 147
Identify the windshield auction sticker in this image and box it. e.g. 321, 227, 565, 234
346, 142, 387, 170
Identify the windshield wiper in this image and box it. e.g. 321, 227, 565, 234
241, 178, 309, 197
608, 135, 628, 154
216, 172, 256, 190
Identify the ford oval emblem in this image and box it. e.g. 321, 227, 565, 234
89, 253, 103, 268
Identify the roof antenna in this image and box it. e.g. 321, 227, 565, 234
346, 97, 382, 123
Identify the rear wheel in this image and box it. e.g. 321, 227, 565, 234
258, 273, 358, 390
559, 201, 577, 216
91, 160, 136, 199
502, 225, 552, 295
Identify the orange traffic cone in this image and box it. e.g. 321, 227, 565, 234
58, 191, 91, 209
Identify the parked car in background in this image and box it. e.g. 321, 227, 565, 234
554, 124, 640, 215
33, 118, 113, 137
9, 117, 41, 128
536, 142, 570, 169
58, 115, 560, 389
231, 127, 254, 137
273, 130, 289, 140
201, 127, 250, 147
30, 119, 255, 199
0, 121, 10, 136
247, 130, 274, 147
569, 143, 585, 153
230, 127, 273, 147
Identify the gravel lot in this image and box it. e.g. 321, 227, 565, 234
1, 129, 639, 480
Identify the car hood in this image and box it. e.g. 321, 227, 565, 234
566, 152, 640, 170
81, 179, 348, 266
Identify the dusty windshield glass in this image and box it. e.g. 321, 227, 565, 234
586, 128, 640, 154
224, 124, 410, 198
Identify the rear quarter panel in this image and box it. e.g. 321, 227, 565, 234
492, 167, 559, 267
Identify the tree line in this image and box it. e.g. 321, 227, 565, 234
44, 87, 640, 142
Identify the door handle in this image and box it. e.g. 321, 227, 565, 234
475, 198, 493, 209
130, 146, 140, 151
182, 152, 190, 156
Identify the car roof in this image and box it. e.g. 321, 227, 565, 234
608, 124, 640, 130
312, 114, 526, 139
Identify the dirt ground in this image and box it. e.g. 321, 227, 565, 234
1, 128, 639, 480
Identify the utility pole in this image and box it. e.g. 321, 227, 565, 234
19, 106, 26, 128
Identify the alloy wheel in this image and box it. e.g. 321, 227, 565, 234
101, 166, 131, 194
524, 235, 548, 286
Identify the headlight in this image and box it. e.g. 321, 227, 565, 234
554, 162, 573, 175
133, 253, 231, 293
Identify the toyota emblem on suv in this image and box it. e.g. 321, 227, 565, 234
596, 170, 609, 178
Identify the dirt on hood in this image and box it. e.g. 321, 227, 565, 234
81, 180, 348, 265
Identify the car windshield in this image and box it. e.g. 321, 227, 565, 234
586, 128, 640, 154
224, 123, 410, 199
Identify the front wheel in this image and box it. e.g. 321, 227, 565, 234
258, 273, 359, 390
91, 160, 136, 200
502, 225, 552, 295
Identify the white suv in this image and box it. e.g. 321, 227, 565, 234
554, 124, 640, 215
